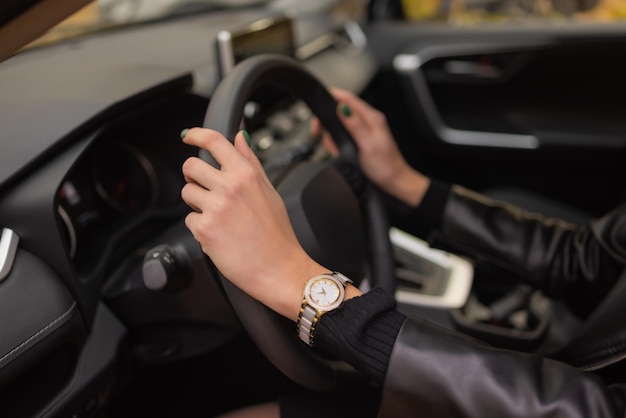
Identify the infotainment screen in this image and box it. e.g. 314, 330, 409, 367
214, 12, 299, 133
215, 12, 296, 79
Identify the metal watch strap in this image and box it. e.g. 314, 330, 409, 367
297, 271, 352, 347
297, 303, 320, 346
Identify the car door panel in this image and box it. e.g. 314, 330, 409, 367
0, 248, 81, 389
365, 22, 626, 217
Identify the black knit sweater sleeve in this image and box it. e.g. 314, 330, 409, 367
314, 287, 406, 384
386, 178, 451, 240
312, 180, 451, 384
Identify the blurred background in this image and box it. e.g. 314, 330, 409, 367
26, 0, 626, 51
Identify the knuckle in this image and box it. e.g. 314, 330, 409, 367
197, 214, 213, 231
372, 110, 386, 124
239, 164, 258, 184
211, 196, 229, 218
180, 183, 192, 200
182, 156, 200, 174
181, 157, 193, 173
192, 128, 219, 148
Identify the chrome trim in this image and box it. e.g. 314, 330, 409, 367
390, 227, 473, 309
393, 43, 549, 150
57, 206, 77, 259
216, 30, 234, 77
341, 20, 367, 52
296, 20, 367, 60
0, 228, 19, 282
393, 53, 422, 72
296, 33, 336, 60
439, 126, 538, 149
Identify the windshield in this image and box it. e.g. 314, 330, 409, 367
25, 0, 274, 49
26, 0, 626, 51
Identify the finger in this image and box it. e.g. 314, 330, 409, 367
182, 127, 242, 169
320, 131, 339, 156
310, 117, 322, 139
182, 156, 220, 191
329, 90, 371, 130
309, 117, 338, 156
329, 87, 362, 107
329, 87, 364, 107
335, 101, 371, 148
183, 211, 205, 246
330, 89, 379, 130
311, 93, 367, 154
181, 181, 210, 213
329, 87, 353, 101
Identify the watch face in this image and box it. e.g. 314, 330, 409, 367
309, 278, 341, 307
304, 275, 345, 311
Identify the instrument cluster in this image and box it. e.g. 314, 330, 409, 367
57, 141, 162, 264
54, 93, 207, 278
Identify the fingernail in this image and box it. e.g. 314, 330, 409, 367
339, 103, 352, 117
242, 130, 251, 147
180, 128, 190, 139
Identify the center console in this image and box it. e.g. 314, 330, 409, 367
391, 227, 553, 352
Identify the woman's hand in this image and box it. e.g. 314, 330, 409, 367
315, 88, 430, 207
180, 128, 327, 321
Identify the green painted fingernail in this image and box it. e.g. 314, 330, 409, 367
180, 128, 190, 139
339, 103, 352, 117
242, 130, 251, 147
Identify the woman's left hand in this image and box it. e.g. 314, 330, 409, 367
181, 128, 326, 321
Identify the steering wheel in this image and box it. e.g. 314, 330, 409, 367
201, 54, 395, 392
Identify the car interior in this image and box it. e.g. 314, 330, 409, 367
0, 0, 625, 416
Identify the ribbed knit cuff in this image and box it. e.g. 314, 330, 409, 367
385, 178, 451, 240
315, 287, 406, 384
412, 178, 450, 231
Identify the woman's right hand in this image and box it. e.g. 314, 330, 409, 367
315, 88, 430, 207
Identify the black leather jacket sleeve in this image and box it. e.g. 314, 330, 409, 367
379, 315, 626, 418
374, 185, 626, 417
316, 186, 626, 417
441, 186, 624, 289
419, 185, 626, 314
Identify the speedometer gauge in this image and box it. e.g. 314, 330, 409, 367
92, 143, 159, 212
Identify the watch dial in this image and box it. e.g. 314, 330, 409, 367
309, 278, 340, 307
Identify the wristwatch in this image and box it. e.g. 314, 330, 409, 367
297, 271, 353, 346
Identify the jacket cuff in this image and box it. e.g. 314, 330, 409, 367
410, 178, 451, 237
385, 178, 451, 240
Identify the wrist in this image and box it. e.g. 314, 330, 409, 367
271, 254, 328, 322
391, 167, 431, 207
344, 283, 363, 301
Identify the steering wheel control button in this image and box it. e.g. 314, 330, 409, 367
297, 271, 352, 346
142, 245, 190, 291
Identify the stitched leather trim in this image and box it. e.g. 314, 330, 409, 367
0, 301, 77, 366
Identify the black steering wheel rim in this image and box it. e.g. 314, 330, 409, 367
201, 54, 395, 391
